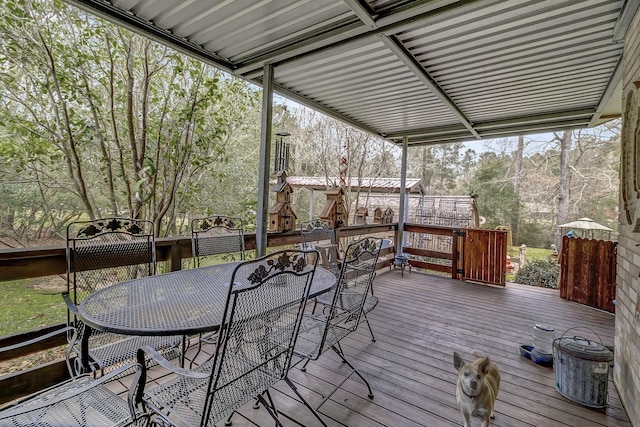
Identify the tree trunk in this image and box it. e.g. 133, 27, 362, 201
555, 130, 572, 249
513, 135, 524, 242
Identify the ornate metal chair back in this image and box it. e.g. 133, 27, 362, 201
300, 219, 339, 275
191, 215, 245, 266
64, 217, 179, 375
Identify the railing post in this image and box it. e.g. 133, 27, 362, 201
397, 136, 408, 253
451, 229, 459, 279
168, 241, 183, 272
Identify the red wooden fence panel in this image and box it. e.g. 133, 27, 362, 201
559, 236, 616, 313
459, 228, 507, 286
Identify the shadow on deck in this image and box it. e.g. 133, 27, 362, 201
109, 270, 630, 427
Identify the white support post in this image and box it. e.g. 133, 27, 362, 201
397, 136, 409, 254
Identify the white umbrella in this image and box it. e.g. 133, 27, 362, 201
558, 217, 613, 231
558, 217, 613, 239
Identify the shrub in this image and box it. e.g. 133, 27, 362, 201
514, 259, 559, 288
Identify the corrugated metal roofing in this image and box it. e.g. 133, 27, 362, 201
287, 176, 424, 193
65, 0, 634, 146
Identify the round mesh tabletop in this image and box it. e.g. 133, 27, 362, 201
78, 263, 335, 336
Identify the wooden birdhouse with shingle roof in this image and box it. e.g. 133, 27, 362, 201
355, 207, 368, 225
382, 207, 394, 224
319, 184, 348, 228
373, 207, 383, 224
269, 170, 297, 232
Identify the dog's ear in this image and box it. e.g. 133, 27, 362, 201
478, 356, 491, 375
453, 352, 465, 370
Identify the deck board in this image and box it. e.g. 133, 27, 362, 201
109, 269, 630, 426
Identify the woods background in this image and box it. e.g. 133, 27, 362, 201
0, 0, 620, 250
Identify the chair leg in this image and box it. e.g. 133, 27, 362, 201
330, 345, 374, 399
283, 377, 328, 427
256, 391, 285, 427
189, 334, 203, 369
362, 312, 376, 342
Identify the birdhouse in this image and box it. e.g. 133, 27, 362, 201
355, 207, 368, 225
269, 170, 297, 232
319, 185, 348, 228
382, 207, 394, 224
373, 207, 383, 224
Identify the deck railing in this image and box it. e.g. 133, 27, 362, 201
1, 222, 505, 403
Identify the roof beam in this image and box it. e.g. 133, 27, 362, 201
613, 0, 640, 41
381, 36, 480, 139
386, 109, 596, 139
589, 56, 622, 126
236, 0, 483, 77
341, 0, 377, 29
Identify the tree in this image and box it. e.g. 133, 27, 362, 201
289, 108, 397, 221
554, 130, 572, 248
466, 151, 520, 231
0, 0, 261, 242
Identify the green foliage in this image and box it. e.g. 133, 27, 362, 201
514, 259, 560, 288
466, 152, 521, 230
0, 0, 262, 240
516, 221, 554, 248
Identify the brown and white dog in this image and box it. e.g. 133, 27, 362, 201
453, 351, 501, 427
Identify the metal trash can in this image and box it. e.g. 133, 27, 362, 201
553, 329, 613, 409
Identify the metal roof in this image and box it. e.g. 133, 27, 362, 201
287, 176, 424, 193
65, 0, 636, 146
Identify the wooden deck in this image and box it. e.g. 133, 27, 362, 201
110, 269, 631, 427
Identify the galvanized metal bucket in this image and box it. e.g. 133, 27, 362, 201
553, 327, 613, 409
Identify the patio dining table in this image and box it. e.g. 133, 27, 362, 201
77, 261, 336, 369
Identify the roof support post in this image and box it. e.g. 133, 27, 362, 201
256, 64, 274, 258
397, 136, 409, 254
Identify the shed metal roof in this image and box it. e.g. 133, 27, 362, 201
287, 176, 424, 193
65, 0, 635, 146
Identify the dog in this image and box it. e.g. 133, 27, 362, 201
453, 351, 501, 427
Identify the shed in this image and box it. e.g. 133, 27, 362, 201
417, 195, 480, 228
287, 176, 425, 225
410, 195, 480, 253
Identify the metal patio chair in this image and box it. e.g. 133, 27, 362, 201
0, 327, 147, 427
134, 249, 319, 427
63, 217, 181, 376
189, 215, 245, 362
302, 221, 378, 341
191, 215, 245, 267
300, 219, 339, 275
285, 237, 382, 427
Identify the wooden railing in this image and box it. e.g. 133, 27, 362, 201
0, 222, 509, 403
